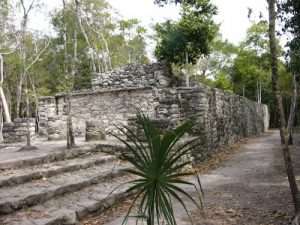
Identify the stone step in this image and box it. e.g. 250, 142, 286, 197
0, 160, 130, 214
0, 145, 101, 170
0, 174, 134, 225
0, 153, 116, 188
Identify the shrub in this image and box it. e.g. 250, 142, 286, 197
113, 113, 203, 225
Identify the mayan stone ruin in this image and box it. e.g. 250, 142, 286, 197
0, 62, 270, 225
35, 62, 269, 161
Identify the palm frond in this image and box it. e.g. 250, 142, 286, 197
114, 112, 203, 225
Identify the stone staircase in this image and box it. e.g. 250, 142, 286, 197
0, 142, 133, 225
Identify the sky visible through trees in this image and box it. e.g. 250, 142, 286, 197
26, 0, 272, 59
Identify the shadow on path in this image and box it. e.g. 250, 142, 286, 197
88, 130, 299, 225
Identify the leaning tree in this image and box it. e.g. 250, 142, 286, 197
268, 0, 300, 223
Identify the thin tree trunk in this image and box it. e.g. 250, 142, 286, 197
0, 105, 3, 142
256, 82, 259, 103
66, 94, 75, 149
128, 52, 131, 64
288, 71, 297, 145
83, 14, 112, 72
268, 0, 300, 220
98, 29, 109, 72
287, 70, 297, 143
63, 0, 75, 149
99, 31, 112, 71
185, 50, 189, 87
24, 71, 31, 146
62, 0, 68, 80
74, 0, 96, 72
16, 78, 23, 118
0, 54, 11, 122
259, 76, 262, 104
17, 0, 33, 118
72, 0, 78, 77
96, 53, 103, 73
28, 74, 39, 132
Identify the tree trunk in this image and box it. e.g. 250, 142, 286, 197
287, 71, 297, 145
63, 0, 75, 149
66, 93, 75, 149
257, 81, 259, 103
72, 0, 78, 77
0, 105, 3, 142
259, 76, 262, 104
24, 71, 31, 146
74, 0, 96, 73
62, 0, 68, 80
28, 74, 39, 133
16, 77, 23, 118
0, 54, 11, 122
268, 0, 300, 219
185, 50, 189, 87
99, 31, 112, 71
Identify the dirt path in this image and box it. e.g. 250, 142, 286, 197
83, 130, 299, 224
189, 130, 297, 225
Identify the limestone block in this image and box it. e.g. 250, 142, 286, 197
85, 119, 106, 141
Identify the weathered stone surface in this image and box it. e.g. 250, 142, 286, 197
0, 161, 128, 214
3, 118, 36, 143
38, 96, 57, 136
91, 62, 178, 89
38, 62, 269, 161
85, 119, 106, 141
0, 141, 133, 224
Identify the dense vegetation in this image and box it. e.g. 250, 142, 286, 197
0, 0, 297, 127
0, 0, 300, 223
0, 0, 148, 120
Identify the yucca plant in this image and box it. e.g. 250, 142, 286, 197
113, 113, 203, 225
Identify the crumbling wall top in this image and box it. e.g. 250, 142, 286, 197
91, 62, 181, 89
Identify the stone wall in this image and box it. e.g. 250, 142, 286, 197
91, 62, 181, 89
39, 85, 269, 160
38, 96, 57, 136
3, 118, 36, 143
154, 86, 269, 160
38, 62, 269, 161
41, 87, 160, 141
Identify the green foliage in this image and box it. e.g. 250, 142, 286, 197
278, 0, 300, 72
193, 75, 215, 87
229, 21, 292, 127
112, 113, 203, 225
193, 34, 237, 90
154, 0, 218, 66
231, 49, 270, 99
49, 0, 148, 90
110, 19, 148, 67
215, 72, 233, 92
241, 21, 269, 53
0, 0, 149, 119
154, 0, 199, 6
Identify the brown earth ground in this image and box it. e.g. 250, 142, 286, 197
81, 130, 300, 225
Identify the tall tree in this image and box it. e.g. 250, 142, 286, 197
0, 0, 16, 122
61, 0, 75, 149
268, 0, 300, 223
154, 0, 218, 86
16, 0, 35, 118
278, 0, 300, 143
62, 0, 68, 81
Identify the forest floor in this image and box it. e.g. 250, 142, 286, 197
81, 130, 300, 225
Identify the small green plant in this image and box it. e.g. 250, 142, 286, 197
113, 113, 203, 225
